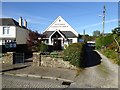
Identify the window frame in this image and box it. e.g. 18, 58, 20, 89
3, 27, 10, 35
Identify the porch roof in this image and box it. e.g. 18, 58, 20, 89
43, 31, 78, 38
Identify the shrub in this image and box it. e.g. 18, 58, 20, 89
50, 51, 58, 58
36, 43, 48, 52
95, 34, 114, 49
101, 49, 118, 64
63, 43, 85, 67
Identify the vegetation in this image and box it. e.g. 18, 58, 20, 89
95, 34, 114, 49
50, 51, 58, 58
95, 27, 120, 65
63, 43, 85, 68
36, 43, 48, 52
27, 30, 46, 52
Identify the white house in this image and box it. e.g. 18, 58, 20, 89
0, 17, 30, 52
42, 16, 79, 50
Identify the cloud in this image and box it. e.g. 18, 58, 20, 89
80, 18, 118, 29
24, 15, 53, 25
2, 12, 53, 25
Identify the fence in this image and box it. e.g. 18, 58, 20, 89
13, 53, 24, 64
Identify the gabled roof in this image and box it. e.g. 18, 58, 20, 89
60, 31, 78, 38
43, 31, 77, 38
0, 18, 19, 26
0, 18, 27, 29
44, 16, 78, 37
43, 31, 54, 38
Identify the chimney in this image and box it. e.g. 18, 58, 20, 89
19, 17, 23, 27
23, 19, 27, 28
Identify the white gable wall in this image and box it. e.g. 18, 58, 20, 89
44, 16, 78, 37
43, 16, 79, 49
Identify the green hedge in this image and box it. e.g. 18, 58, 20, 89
63, 43, 85, 68
95, 34, 113, 49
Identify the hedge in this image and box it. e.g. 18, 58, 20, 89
63, 43, 85, 68
95, 34, 114, 49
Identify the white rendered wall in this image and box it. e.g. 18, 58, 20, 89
71, 38, 78, 43
0, 26, 16, 38
44, 16, 78, 37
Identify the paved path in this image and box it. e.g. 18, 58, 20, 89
69, 46, 118, 88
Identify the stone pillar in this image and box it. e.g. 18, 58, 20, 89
32, 52, 41, 66
7, 52, 15, 64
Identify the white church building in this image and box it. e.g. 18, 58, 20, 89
42, 16, 79, 50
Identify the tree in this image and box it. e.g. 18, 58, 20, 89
27, 30, 45, 52
112, 27, 120, 36
93, 30, 100, 37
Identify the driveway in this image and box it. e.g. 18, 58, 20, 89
69, 46, 118, 88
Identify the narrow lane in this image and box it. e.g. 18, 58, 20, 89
69, 46, 118, 88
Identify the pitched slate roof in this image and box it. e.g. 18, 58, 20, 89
0, 18, 19, 26
43, 31, 54, 38
43, 31, 77, 38
0, 18, 27, 29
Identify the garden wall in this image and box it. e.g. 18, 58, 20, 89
32, 52, 76, 69
0, 52, 14, 64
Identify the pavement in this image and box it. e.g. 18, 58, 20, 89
1, 62, 78, 83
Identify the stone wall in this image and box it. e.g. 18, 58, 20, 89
32, 52, 41, 66
0, 52, 14, 64
41, 55, 76, 69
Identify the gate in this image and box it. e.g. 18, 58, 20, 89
13, 53, 24, 64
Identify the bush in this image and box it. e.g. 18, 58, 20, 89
50, 51, 58, 58
36, 43, 48, 52
101, 49, 118, 64
95, 34, 114, 49
63, 43, 85, 67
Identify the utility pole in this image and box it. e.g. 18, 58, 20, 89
102, 5, 106, 36
83, 29, 85, 42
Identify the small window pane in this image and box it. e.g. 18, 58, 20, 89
3, 27, 9, 34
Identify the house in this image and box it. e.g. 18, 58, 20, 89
0, 17, 30, 53
42, 16, 79, 50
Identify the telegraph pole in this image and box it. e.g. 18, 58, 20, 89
102, 5, 106, 36
83, 29, 85, 42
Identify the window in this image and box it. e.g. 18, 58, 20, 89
3, 27, 10, 35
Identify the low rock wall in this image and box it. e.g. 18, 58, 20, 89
0, 52, 14, 64
32, 52, 76, 69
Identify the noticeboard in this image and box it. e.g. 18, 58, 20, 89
5, 42, 16, 48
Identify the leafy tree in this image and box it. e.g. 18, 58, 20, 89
112, 27, 120, 36
27, 30, 45, 52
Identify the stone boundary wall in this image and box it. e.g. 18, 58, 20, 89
0, 52, 14, 64
32, 52, 76, 69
